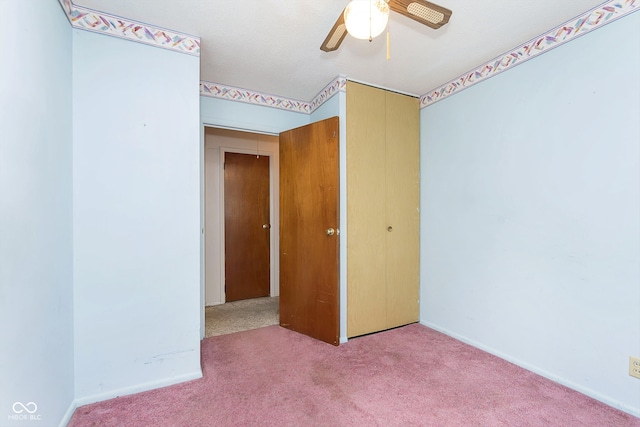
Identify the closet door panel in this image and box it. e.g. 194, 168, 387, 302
385, 91, 420, 328
347, 82, 387, 337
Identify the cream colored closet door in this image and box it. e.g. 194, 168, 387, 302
346, 82, 387, 337
384, 90, 420, 329
346, 81, 420, 338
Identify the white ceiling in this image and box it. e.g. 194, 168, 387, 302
75, 0, 605, 101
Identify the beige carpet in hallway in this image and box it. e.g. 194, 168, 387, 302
204, 296, 279, 338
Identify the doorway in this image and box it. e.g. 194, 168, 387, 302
203, 118, 341, 344
204, 127, 280, 334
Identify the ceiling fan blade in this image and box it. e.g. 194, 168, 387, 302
388, 0, 452, 29
320, 8, 348, 52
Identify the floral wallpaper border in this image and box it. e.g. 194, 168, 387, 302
58, 0, 636, 111
200, 77, 347, 114
58, 0, 200, 56
420, 0, 637, 107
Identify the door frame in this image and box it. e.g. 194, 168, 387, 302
203, 128, 280, 308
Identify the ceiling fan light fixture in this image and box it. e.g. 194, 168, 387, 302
344, 0, 390, 40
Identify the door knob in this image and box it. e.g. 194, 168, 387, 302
387, 226, 393, 232
262, 224, 271, 230
325, 228, 335, 236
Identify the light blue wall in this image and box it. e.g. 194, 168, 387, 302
201, 96, 309, 134
420, 12, 640, 415
73, 30, 202, 404
0, 1, 74, 426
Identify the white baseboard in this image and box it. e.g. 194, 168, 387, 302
58, 400, 78, 427
419, 321, 640, 418
72, 370, 203, 409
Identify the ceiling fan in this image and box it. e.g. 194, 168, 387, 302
320, 0, 452, 52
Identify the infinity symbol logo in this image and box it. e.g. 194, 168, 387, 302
12, 402, 38, 414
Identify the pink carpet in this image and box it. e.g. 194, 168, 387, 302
69, 324, 640, 426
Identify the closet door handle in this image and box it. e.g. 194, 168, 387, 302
387, 226, 393, 232
326, 228, 335, 236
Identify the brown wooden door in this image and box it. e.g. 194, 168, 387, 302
224, 152, 271, 302
279, 117, 340, 346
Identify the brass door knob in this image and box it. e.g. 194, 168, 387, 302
387, 226, 393, 232
262, 224, 271, 230
325, 228, 335, 236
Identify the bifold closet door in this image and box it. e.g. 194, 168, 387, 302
346, 82, 387, 337
384, 90, 420, 329
346, 81, 419, 338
